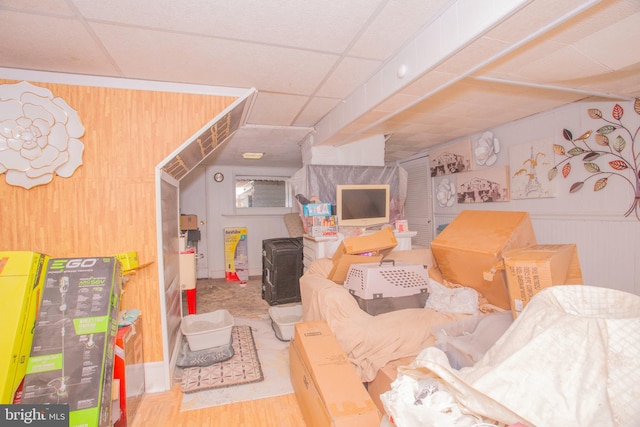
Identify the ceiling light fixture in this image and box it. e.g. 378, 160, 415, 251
242, 152, 264, 160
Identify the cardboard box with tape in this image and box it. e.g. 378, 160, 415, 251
180, 214, 198, 230
503, 244, 583, 318
431, 210, 537, 310
328, 227, 397, 284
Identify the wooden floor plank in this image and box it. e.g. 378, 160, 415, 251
130, 385, 305, 427
130, 277, 306, 426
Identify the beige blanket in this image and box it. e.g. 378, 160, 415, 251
400, 285, 640, 426
301, 254, 467, 382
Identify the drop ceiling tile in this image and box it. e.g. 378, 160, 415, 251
435, 36, 511, 75
542, 0, 640, 45
573, 12, 640, 71
246, 92, 308, 126
348, 0, 449, 60
293, 96, 341, 127
0, 11, 119, 75
507, 44, 611, 83
4, 0, 75, 15
207, 125, 309, 167
89, 23, 339, 93
562, 63, 640, 98
73, 0, 378, 54
316, 56, 381, 98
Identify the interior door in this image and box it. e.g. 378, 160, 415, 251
399, 155, 433, 247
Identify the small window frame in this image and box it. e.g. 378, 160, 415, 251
233, 175, 293, 215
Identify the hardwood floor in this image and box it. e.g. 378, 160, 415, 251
130, 277, 307, 426
130, 385, 305, 427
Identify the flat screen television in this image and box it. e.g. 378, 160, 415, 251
336, 184, 390, 228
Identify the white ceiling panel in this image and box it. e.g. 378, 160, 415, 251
573, 12, 640, 71
2, 0, 74, 15
544, 0, 640, 45
348, 0, 449, 60
0, 11, 117, 75
0, 0, 638, 168
291, 96, 342, 127
248, 92, 309, 126
90, 22, 340, 93
73, 0, 380, 54
315, 56, 382, 99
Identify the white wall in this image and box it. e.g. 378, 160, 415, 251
430, 100, 640, 295
180, 164, 299, 279
302, 134, 386, 166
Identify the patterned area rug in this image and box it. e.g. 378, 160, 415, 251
180, 316, 293, 411
181, 325, 264, 393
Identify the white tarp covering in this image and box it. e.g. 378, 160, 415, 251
386, 285, 640, 427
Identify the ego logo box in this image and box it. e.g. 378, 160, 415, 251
21, 257, 122, 427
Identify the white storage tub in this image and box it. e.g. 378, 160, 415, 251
268, 304, 303, 341
181, 309, 234, 351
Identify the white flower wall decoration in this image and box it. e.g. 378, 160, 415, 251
436, 178, 456, 207
473, 131, 500, 166
0, 81, 85, 189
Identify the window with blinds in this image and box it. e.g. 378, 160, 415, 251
235, 176, 291, 209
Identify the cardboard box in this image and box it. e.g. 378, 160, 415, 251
328, 228, 397, 284
431, 210, 536, 310
21, 257, 122, 427
503, 244, 583, 318
180, 214, 198, 230
306, 215, 338, 237
367, 356, 415, 415
114, 318, 145, 427
0, 251, 47, 404
303, 203, 332, 217
289, 321, 381, 427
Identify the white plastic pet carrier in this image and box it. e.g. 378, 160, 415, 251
344, 260, 429, 299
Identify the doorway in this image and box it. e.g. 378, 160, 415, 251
398, 154, 433, 247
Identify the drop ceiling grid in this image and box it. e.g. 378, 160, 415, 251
248, 92, 310, 127
572, 11, 640, 71
88, 22, 341, 92
347, 0, 450, 60
72, 0, 380, 54
0, 10, 115, 74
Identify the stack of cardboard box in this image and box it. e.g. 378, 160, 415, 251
430, 210, 583, 317
303, 202, 338, 237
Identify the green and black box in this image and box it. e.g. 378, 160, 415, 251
21, 257, 122, 427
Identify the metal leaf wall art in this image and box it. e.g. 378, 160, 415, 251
549, 99, 640, 220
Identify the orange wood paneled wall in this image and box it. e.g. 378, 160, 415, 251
0, 79, 236, 363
